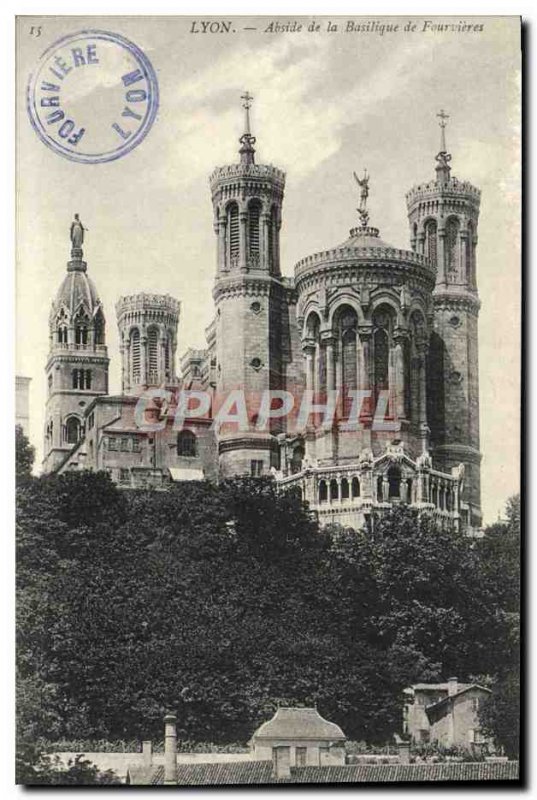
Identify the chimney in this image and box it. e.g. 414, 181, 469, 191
163, 713, 177, 785
272, 745, 291, 780
447, 677, 458, 697
142, 740, 152, 768
397, 741, 410, 765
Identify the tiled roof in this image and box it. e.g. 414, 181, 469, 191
252, 707, 346, 741
127, 760, 519, 786
426, 684, 492, 713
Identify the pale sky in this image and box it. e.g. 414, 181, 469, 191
16, 15, 521, 523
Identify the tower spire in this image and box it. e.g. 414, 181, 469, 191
435, 109, 452, 184
239, 91, 256, 165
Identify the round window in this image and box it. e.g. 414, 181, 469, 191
250, 357, 262, 370
251, 301, 261, 314
449, 316, 461, 328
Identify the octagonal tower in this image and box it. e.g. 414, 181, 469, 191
116, 293, 180, 394
210, 93, 292, 477
406, 111, 482, 528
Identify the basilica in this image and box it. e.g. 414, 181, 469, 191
43, 99, 482, 533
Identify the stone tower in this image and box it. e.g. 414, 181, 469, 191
406, 111, 482, 528
116, 293, 180, 394
209, 93, 289, 476
43, 216, 109, 471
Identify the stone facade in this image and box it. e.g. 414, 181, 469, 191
44, 100, 482, 533
403, 679, 491, 747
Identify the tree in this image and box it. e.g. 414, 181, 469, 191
15, 425, 35, 483
478, 670, 520, 758
16, 741, 120, 785
476, 494, 521, 758
17, 475, 518, 750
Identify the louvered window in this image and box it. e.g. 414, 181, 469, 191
131, 328, 141, 382
248, 200, 261, 259
147, 328, 158, 383
227, 203, 239, 264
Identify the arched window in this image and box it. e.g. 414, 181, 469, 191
445, 217, 460, 280
74, 311, 89, 346
377, 475, 384, 502
130, 328, 141, 382
147, 327, 159, 383
291, 444, 304, 475
388, 467, 401, 499
336, 306, 358, 388
65, 416, 81, 444
94, 309, 105, 345
372, 306, 394, 408
268, 205, 277, 270
330, 479, 339, 501
248, 199, 262, 263
319, 480, 327, 503
177, 429, 197, 457
341, 478, 350, 500
466, 221, 474, 285
164, 336, 171, 377
57, 326, 68, 344
227, 202, 239, 266
424, 220, 438, 267
351, 476, 360, 498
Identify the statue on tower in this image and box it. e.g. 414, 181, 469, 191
70, 213, 86, 250
353, 169, 370, 227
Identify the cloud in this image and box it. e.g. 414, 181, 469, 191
154, 33, 439, 190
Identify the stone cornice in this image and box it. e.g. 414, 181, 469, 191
406, 177, 481, 208
295, 259, 436, 296
213, 274, 291, 303
116, 293, 181, 319
295, 245, 433, 280
209, 163, 286, 192
46, 353, 109, 370
218, 435, 279, 454
433, 291, 481, 314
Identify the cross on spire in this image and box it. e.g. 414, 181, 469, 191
239, 91, 256, 165
437, 109, 449, 154
241, 91, 253, 135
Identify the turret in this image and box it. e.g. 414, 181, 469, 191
43, 215, 109, 472
406, 112, 482, 528
116, 293, 180, 394
209, 94, 290, 476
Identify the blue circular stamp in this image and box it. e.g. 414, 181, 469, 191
27, 29, 159, 164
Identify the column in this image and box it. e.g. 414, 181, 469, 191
394, 337, 405, 420
260, 212, 270, 271
239, 210, 248, 272
140, 329, 147, 386
418, 354, 427, 426
359, 333, 372, 418
438, 226, 446, 285
274, 211, 281, 275
460, 230, 469, 284
159, 330, 167, 384
304, 343, 315, 392
325, 338, 336, 391
417, 231, 426, 255
218, 217, 227, 271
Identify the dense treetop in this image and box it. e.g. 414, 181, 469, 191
16, 453, 519, 753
